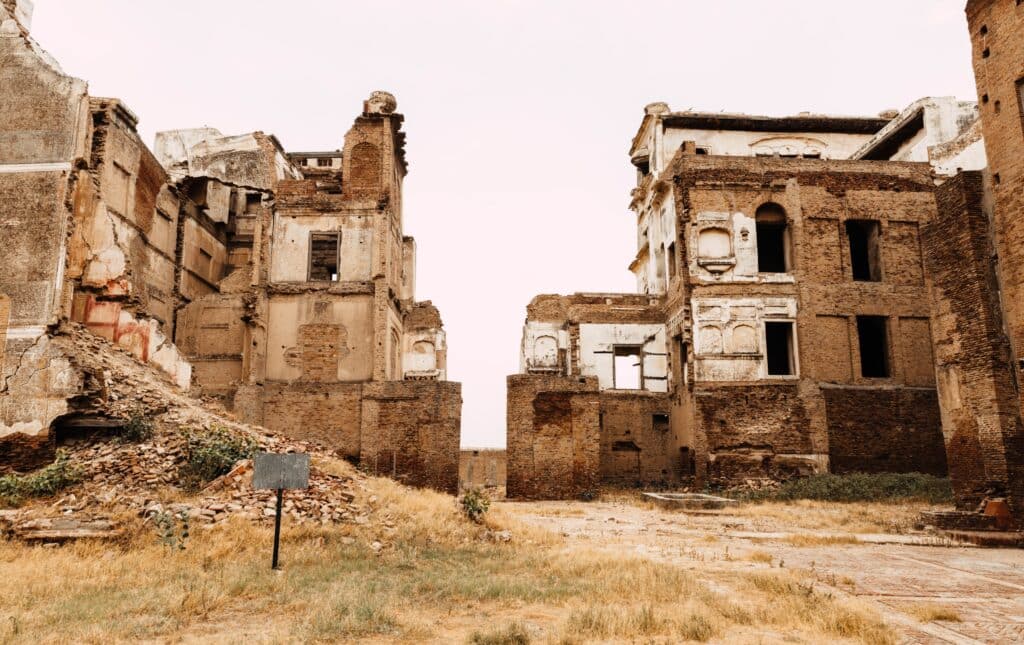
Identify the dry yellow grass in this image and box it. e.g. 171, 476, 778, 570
782, 533, 863, 547
733, 499, 935, 534
904, 602, 962, 623
746, 550, 774, 564
0, 471, 897, 643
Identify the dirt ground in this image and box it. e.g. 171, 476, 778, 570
502, 500, 1024, 644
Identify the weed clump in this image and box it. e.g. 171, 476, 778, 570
154, 509, 190, 550
469, 621, 530, 644
178, 425, 256, 489
732, 473, 952, 505
120, 410, 155, 442
0, 450, 83, 506
460, 487, 491, 524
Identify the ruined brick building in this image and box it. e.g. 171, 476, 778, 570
508, 98, 990, 498
918, 0, 1024, 528
0, 1, 460, 493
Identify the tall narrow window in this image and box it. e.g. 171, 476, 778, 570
309, 233, 340, 281
755, 203, 791, 273
856, 316, 890, 378
613, 346, 643, 389
765, 322, 795, 376
667, 242, 677, 280
1017, 78, 1024, 138
846, 220, 882, 281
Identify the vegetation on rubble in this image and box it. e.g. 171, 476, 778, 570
119, 410, 155, 443
0, 451, 83, 507
732, 473, 953, 505
0, 461, 896, 643
178, 425, 257, 490
459, 486, 491, 523
153, 509, 190, 550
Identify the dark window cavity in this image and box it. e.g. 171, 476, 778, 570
755, 203, 791, 273
765, 321, 795, 376
309, 232, 340, 281
857, 316, 890, 378
846, 220, 882, 282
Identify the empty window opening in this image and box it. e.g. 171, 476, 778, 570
309, 233, 340, 281
765, 322, 795, 376
613, 346, 643, 390
244, 192, 261, 214
846, 220, 882, 281
755, 203, 791, 273
803, 152, 822, 159
1017, 78, 1024, 136
612, 441, 640, 452
857, 316, 890, 378
667, 242, 677, 280
317, 157, 333, 167
695, 147, 710, 155
653, 414, 670, 432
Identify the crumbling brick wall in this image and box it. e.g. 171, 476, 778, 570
599, 392, 677, 486
360, 381, 461, 494
960, 0, 1024, 524
695, 384, 824, 482
672, 153, 944, 483
923, 171, 1024, 512
823, 388, 947, 475
459, 449, 506, 490
506, 375, 600, 499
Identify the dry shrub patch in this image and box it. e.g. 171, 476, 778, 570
0, 472, 898, 643
905, 602, 962, 623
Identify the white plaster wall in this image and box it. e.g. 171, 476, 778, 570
270, 214, 374, 282
689, 211, 795, 285
403, 328, 446, 380
520, 321, 569, 373
660, 128, 873, 166
578, 323, 667, 392
932, 138, 987, 176
692, 297, 798, 382
265, 295, 374, 382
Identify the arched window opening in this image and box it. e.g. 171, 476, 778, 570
755, 203, 791, 273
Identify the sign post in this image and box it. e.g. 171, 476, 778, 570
253, 452, 310, 570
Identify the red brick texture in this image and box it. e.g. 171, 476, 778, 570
923, 171, 1024, 514
506, 375, 600, 500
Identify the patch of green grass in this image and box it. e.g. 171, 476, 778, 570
729, 473, 952, 505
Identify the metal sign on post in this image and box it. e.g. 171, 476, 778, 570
253, 452, 310, 570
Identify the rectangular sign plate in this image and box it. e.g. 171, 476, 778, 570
253, 453, 311, 490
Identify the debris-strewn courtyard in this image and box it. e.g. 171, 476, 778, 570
4, 470, 1020, 644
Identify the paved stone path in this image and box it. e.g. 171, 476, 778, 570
505, 501, 1024, 644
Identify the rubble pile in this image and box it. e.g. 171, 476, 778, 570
2, 325, 380, 535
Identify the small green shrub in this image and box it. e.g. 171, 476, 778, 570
732, 472, 953, 505
0, 451, 83, 506
178, 425, 256, 489
154, 509, 190, 550
120, 411, 155, 443
460, 487, 491, 524
469, 621, 530, 645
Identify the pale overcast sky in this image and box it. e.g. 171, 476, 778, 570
33, 1, 977, 448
